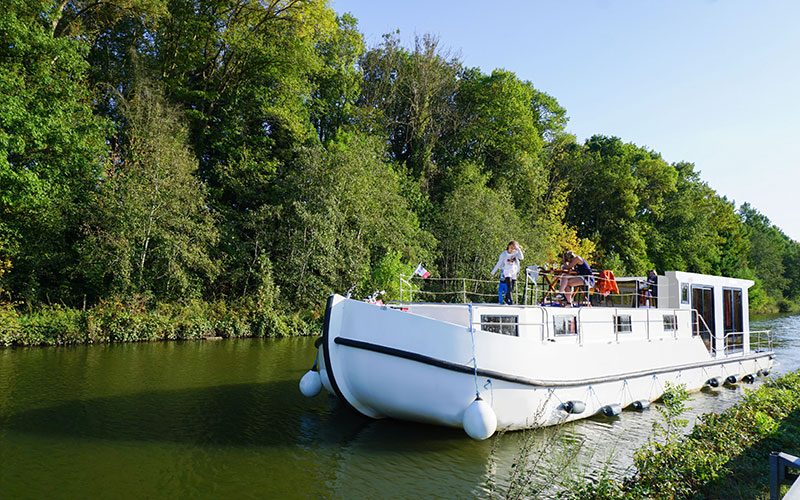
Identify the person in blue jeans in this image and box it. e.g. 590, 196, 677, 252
497, 271, 508, 304
491, 241, 524, 304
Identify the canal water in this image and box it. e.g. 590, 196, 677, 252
1, 315, 798, 498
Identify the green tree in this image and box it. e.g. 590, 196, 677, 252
0, 1, 109, 303
563, 136, 676, 274
646, 162, 727, 274
359, 33, 461, 191
82, 82, 219, 299
740, 203, 790, 300
270, 133, 434, 309
449, 68, 546, 209
310, 12, 364, 142
434, 164, 530, 280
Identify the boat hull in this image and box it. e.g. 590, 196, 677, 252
319, 295, 774, 432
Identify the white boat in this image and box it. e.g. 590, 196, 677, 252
299, 271, 774, 440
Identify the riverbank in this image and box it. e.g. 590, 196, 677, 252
568, 370, 800, 499
0, 299, 315, 347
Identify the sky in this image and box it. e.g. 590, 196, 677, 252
332, 0, 800, 240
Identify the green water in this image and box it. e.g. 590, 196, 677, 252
1, 315, 798, 498
0, 339, 495, 498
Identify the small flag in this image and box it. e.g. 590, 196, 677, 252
414, 263, 431, 279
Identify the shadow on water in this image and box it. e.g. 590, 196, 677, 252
1, 379, 472, 452
1, 381, 377, 448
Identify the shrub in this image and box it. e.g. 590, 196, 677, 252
2, 297, 316, 347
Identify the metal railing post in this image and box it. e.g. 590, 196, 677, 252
771, 451, 780, 500
541, 307, 547, 342
769, 451, 800, 500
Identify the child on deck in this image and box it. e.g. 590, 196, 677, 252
491, 241, 524, 305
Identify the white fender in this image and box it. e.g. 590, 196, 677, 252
462, 397, 497, 440
299, 370, 322, 397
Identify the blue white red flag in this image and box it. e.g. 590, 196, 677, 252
414, 264, 431, 279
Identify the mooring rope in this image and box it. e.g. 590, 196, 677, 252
467, 303, 480, 398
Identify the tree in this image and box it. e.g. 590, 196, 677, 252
310, 13, 364, 142
646, 162, 726, 274
740, 203, 790, 299
563, 136, 677, 274
82, 82, 219, 299
359, 33, 461, 191
269, 132, 434, 309
433, 164, 531, 280
0, 1, 109, 303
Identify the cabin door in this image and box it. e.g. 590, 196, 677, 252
691, 285, 715, 352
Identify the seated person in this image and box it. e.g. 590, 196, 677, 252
558, 251, 594, 305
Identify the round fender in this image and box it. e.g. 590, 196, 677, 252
299, 370, 322, 397
462, 397, 497, 440
601, 404, 622, 417
563, 400, 586, 414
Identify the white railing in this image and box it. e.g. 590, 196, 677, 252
399, 273, 661, 308
751, 329, 774, 353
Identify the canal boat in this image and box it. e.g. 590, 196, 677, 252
299, 271, 774, 440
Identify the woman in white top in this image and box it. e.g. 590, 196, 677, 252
491, 241, 524, 304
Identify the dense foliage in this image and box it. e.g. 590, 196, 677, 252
564, 371, 800, 499
1, 1, 798, 343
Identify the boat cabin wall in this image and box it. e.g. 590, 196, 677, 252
470, 305, 694, 344
401, 304, 471, 327
662, 271, 753, 356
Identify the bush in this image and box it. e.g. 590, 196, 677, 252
2, 297, 315, 347
574, 371, 800, 499
0, 303, 21, 346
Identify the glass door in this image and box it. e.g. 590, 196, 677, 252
723, 288, 743, 354
692, 285, 715, 352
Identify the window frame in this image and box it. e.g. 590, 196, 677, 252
680, 283, 690, 304
553, 315, 578, 337
480, 314, 519, 337
614, 315, 632, 334
663, 314, 678, 332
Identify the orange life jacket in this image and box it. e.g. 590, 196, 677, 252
596, 270, 619, 296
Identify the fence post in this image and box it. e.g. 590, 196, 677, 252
771, 451, 780, 500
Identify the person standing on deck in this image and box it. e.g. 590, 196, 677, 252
558, 251, 594, 305
491, 241, 524, 305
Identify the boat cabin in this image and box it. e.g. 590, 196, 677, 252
656, 271, 753, 356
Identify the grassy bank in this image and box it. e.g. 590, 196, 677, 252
0, 299, 315, 347
567, 371, 800, 499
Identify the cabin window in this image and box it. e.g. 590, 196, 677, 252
680, 283, 690, 304
614, 315, 632, 333
480, 315, 518, 337
553, 316, 578, 336
663, 314, 678, 332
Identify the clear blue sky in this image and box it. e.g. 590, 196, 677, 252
332, 0, 800, 240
